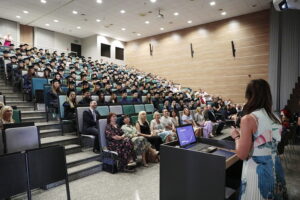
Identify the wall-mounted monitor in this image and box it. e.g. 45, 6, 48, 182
101, 43, 111, 58
115, 47, 124, 60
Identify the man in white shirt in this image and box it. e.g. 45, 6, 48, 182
160, 109, 175, 132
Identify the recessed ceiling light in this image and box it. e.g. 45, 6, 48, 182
96, 19, 101, 22
150, 0, 157, 3
16, 15, 21, 19
23, 10, 29, 14
174, 12, 179, 16
160, 27, 164, 31
72, 10, 78, 14
41, 0, 47, 3
121, 28, 126, 31
137, 33, 141, 36
45, 23, 50, 26
53, 19, 59, 22
120, 10, 126, 14
145, 21, 150, 24
77, 26, 81, 29
210, 1, 216, 6
221, 11, 227, 15
96, 0, 102, 3
187, 20, 192, 24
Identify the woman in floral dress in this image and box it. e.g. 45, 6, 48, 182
231, 79, 288, 200
105, 113, 136, 171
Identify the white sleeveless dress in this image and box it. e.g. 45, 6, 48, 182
239, 108, 288, 200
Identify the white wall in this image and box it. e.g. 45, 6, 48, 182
0, 18, 19, 44
82, 34, 125, 65
34, 27, 82, 53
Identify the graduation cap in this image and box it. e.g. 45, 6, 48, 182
70, 71, 76, 76
24, 57, 30, 61
81, 88, 90, 94
95, 82, 102, 87
57, 67, 64, 72
9, 44, 14, 46
41, 56, 46, 60
80, 73, 87, 78
15, 48, 20, 51
27, 65, 34, 69
43, 68, 51, 72
10, 56, 17, 59
81, 80, 89, 85
18, 59, 24, 64
69, 80, 76, 85
50, 79, 61, 85
3, 50, 9, 54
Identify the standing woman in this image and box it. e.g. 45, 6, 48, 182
231, 79, 287, 199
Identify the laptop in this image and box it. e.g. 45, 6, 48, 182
176, 125, 210, 152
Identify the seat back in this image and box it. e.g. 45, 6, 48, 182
104, 96, 110, 103
12, 109, 21, 123
131, 115, 138, 125
4, 126, 40, 154
96, 106, 109, 116
76, 107, 89, 134
145, 104, 154, 113
146, 114, 153, 122
134, 104, 145, 114
58, 95, 67, 119
98, 119, 108, 149
109, 105, 123, 115
76, 96, 83, 103
32, 78, 47, 97
141, 96, 147, 103
0, 152, 28, 199
91, 95, 99, 102
123, 105, 135, 115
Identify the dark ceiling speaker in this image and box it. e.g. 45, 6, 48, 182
231, 41, 236, 57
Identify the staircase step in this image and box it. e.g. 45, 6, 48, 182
40, 128, 62, 138
68, 161, 102, 181
18, 105, 35, 111
66, 151, 101, 168
40, 134, 79, 147
5, 96, 23, 101
35, 121, 62, 131
2, 93, 23, 98
65, 144, 82, 155
0, 86, 14, 90
6, 101, 33, 106
21, 110, 46, 118
22, 116, 47, 123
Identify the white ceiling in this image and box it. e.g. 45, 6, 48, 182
0, 0, 272, 41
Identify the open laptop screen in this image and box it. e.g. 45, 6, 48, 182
176, 125, 196, 147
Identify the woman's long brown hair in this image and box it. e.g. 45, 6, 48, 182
243, 79, 281, 124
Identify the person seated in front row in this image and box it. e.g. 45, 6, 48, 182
120, 91, 130, 104
131, 92, 141, 104
63, 91, 77, 121
136, 111, 163, 151
105, 113, 137, 172
109, 92, 118, 104
181, 108, 202, 137
206, 105, 225, 135
121, 115, 159, 167
78, 89, 92, 106
170, 110, 179, 127
0, 106, 15, 129
47, 79, 62, 119
194, 107, 214, 138
82, 101, 101, 152
150, 112, 176, 143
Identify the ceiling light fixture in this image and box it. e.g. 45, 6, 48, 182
23, 10, 29, 14
221, 11, 227, 15
150, 0, 157, 3
53, 19, 59, 22
96, 0, 102, 3
121, 28, 126, 31
173, 12, 179, 16
187, 20, 192, 24
41, 0, 47, 3
137, 33, 141, 36
77, 26, 81, 29
96, 19, 101, 22
16, 15, 21, 19
72, 10, 78, 14
210, 1, 216, 6
120, 10, 126, 14
145, 21, 150, 24
160, 27, 164, 30
45, 23, 50, 26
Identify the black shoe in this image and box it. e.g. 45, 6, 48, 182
93, 149, 100, 154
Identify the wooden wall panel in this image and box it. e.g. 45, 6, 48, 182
125, 10, 270, 103
20, 24, 33, 47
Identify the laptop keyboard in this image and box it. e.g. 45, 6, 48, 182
188, 144, 210, 152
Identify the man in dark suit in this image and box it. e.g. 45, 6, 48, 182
207, 104, 225, 135
82, 100, 101, 152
